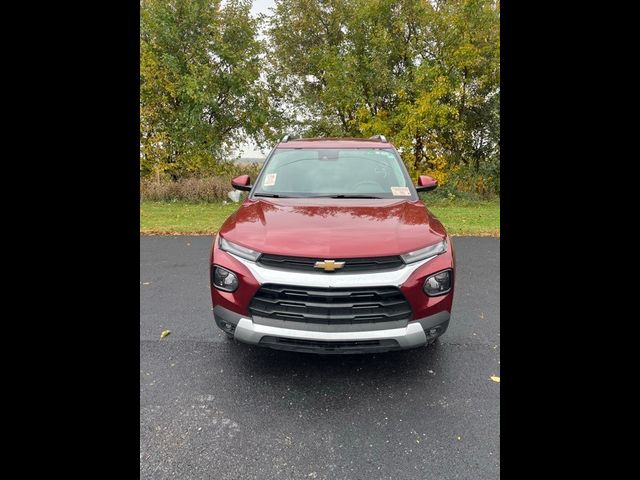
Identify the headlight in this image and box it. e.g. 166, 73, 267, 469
423, 269, 452, 296
212, 266, 239, 292
401, 239, 447, 264
219, 236, 261, 261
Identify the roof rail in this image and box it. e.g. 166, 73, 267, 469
280, 133, 301, 143
369, 134, 388, 143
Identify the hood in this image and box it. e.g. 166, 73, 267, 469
218, 198, 446, 258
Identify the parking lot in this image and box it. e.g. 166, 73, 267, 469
140, 236, 500, 479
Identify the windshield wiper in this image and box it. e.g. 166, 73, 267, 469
255, 193, 383, 199
253, 193, 290, 198
325, 194, 383, 199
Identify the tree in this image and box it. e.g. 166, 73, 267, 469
268, 0, 500, 194
140, 0, 281, 179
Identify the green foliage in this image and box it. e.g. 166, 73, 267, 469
140, 0, 500, 196
140, 0, 283, 179
268, 0, 500, 195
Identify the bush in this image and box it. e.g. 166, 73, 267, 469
141, 177, 230, 202
141, 164, 261, 202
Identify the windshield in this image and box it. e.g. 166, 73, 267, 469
251, 148, 417, 199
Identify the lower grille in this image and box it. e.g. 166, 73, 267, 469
259, 336, 401, 353
248, 284, 412, 325
269, 338, 382, 348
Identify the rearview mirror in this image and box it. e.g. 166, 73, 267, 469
231, 175, 252, 191
416, 175, 437, 192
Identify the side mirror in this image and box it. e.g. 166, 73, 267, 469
231, 175, 252, 191
416, 175, 437, 192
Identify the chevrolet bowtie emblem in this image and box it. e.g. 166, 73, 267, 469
314, 260, 345, 272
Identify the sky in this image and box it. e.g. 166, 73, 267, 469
233, 0, 277, 159
250, 0, 275, 17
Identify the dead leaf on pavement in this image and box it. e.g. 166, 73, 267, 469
160, 329, 171, 339
490, 376, 500, 383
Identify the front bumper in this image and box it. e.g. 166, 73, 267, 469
210, 235, 455, 354
214, 305, 449, 354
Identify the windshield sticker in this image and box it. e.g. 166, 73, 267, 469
391, 186, 411, 196
263, 173, 277, 187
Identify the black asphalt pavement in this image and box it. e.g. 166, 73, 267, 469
140, 236, 500, 479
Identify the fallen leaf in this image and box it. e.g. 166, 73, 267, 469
490, 376, 500, 383
160, 329, 171, 339
142, 282, 151, 285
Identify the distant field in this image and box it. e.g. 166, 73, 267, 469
140, 200, 499, 236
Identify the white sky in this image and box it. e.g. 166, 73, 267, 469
250, 0, 275, 17
233, 0, 276, 159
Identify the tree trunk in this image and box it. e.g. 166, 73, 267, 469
414, 133, 423, 171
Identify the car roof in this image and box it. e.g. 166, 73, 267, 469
276, 137, 395, 149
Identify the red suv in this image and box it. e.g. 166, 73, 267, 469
210, 135, 455, 353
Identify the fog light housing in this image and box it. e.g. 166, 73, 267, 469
221, 322, 236, 334
212, 266, 239, 292
423, 269, 452, 296
424, 326, 442, 339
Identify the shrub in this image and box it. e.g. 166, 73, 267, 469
141, 164, 261, 202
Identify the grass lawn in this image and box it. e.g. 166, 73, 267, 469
427, 200, 500, 236
141, 199, 499, 236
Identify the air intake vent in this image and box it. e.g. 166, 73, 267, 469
249, 284, 412, 325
